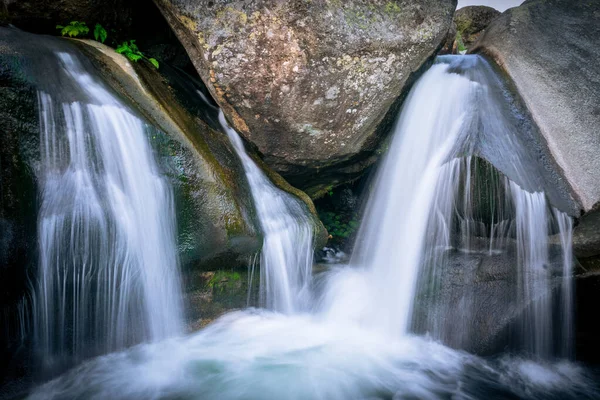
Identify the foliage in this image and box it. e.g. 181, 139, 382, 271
56, 21, 89, 38
207, 271, 242, 294
319, 211, 359, 240
115, 40, 159, 69
94, 23, 108, 43
455, 32, 467, 53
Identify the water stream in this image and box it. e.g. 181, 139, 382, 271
32, 52, 183, 369
218, 111, 315, 313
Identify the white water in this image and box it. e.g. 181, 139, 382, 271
28, 310, 597, 400
33, 52, 183, 366
331, 62, 476, 336
218, 111, 314, 314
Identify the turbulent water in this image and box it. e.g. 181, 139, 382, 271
25, 55, 598, 399
218, 111, 314, 313
26, 311, 599, 400
32, 52, 183, 368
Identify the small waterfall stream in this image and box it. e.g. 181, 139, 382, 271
33, 52, 183, 368
218, 111, 314, 314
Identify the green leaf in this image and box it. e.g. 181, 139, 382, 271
148, 58, 159, 69
115, 42, 129, 54
57, 21, 88, 38
126, 53, 143, 62
94, 23, 107, 43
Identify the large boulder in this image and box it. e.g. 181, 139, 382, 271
473, 0, 600, 213
153, 0, 457, 196
440, 6, 500, 55
454, 6, 500, 49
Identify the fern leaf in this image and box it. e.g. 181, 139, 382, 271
127, 53, 143, 62
115, 42, 129, 54
94, 24, 108, 43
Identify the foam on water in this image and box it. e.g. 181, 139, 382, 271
28, 311, 598, 400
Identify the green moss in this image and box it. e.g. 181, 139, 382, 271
207, 270, 242, 290
456, 32, 467, 52
384, 2, 402, 15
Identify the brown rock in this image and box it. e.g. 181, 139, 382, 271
153, 0, 456, 196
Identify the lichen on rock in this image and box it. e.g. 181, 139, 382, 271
154, 0, 457, 196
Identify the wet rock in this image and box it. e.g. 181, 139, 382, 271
412, 240, 569, 355
153, 0, 457, 196
473, 0, 600, 213
184, 268, 259, 331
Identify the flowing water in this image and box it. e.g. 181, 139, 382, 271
218, 111, 314, 314
24, 54, 598, 399
32, 51, 183, 369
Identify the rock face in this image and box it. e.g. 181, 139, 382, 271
412, 239, 568, 355
440, 6, 500, 55
473, 0, 600, 213
153, 0, 457, 196
454, 6, 500, 49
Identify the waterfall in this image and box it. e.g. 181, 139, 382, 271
218, 111, 314, 314
33, 52, 183, 367
25, 54, 594, 400
344, 55, 575, 357
331, 61, 475, 336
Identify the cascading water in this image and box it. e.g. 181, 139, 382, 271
26, 55, 598, 400
334, 55, 575, 358
218, 111, 314, 313
33, 52, 183, 367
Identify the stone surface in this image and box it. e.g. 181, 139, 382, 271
473, 0, 600, 213
573, 204, 600, 273
440, 6, 500, 55
412, 238, 569, 355
454, 6, 500, 48
153, 0, 457, 196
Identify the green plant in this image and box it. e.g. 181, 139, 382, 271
94, 23, 108, 43
455, 32, 467, 53
319, 211, 359, 240
56, 21, 89, 38
207, 271, 242, 294
115, 40, 159, 69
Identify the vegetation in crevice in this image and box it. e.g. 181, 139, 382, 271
314, 183, 365, 249
56, 21, 89, 37
56, 20, 158, 68
116, 40, 159, 68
